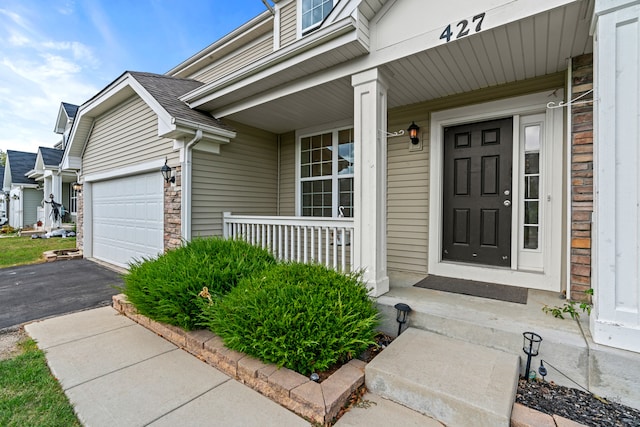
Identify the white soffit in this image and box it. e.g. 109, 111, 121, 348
221, 1, 592, 133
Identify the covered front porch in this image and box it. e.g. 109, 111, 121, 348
200, 0, 595, 297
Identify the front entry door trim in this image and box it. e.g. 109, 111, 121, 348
428, 91, 564, 292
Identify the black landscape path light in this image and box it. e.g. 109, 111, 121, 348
522, 331, 542, 381
394, 303, 411, 336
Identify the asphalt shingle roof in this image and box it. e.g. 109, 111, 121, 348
39, 147, 64, 167
6, 150, 37, 185
62, 102, 79, 119
0, 166, 5, 183
128, 71, 234, 133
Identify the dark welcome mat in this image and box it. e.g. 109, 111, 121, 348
414, 275, 528, 304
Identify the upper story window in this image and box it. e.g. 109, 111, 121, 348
301, 0, 333, 33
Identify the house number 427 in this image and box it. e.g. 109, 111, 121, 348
440, 12, 486, 43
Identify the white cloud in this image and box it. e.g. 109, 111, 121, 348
0, 9, 102, 153
41, 40, 99, 67
8, 32, 29, 46
56, 0, 76, 16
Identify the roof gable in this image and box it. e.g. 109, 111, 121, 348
6, 150, 37, 185
62, 102, 79, 118
62, 71, 236, 170
39, 147, 64, 167
128, 72, 233, 133
54, 102, 79, 135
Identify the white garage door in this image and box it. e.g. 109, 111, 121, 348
92, 173, 164, 267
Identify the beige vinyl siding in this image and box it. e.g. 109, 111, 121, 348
279, 1, 297, 48
190, 36, 273, 85
191, 122, 278, 237
385, 72, 566, 275
386, 113, 429, 275
83, 95, 177, 176
278, 131, 296, 215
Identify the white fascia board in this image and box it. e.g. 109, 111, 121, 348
167, 11, 274, 77
182, 16, 360, 107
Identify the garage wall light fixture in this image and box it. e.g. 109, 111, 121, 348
72, 182, 83, 192
161, 160, 175, 184
408, 121, 420, 145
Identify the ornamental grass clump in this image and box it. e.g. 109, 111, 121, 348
122, 237, 275, 330
203, 262, 379, 376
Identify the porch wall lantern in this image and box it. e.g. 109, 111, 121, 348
408, 121, 420, 145
161, 161, 175, 184
394, 303, 412, 336
72, 182, 83, 192
522, 331, 542, 381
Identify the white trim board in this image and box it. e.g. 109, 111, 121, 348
428, 91, 565, 291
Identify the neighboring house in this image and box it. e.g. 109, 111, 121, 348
62, 0, 640, 408
26, 146, 78, 229
54, 102, 79, 144
2, 150, 42, 229
0, 166, 7, 226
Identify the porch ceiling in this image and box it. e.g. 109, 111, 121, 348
224, 1, 593, 134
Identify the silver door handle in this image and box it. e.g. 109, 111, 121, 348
503, 200, 511, 207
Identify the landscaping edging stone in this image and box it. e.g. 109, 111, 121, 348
43, 249, 83, 262
112, 294, 365, 425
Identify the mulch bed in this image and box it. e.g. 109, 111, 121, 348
516, 377, 640, 426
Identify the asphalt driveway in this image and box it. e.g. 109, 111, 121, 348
0, 259, 123, 330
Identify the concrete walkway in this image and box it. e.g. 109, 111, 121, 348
25, 306, 442, 427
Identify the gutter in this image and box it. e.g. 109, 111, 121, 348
181, 129, 203, 242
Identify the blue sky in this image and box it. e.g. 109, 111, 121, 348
0, 0, 269, 154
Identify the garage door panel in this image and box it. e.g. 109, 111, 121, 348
93, 173, 163, 267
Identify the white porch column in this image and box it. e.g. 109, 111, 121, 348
591, 0, 640, 353
352, 68, 389, 296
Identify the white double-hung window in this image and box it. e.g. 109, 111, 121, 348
298, 127, 354, 218
301, 0, 333, 33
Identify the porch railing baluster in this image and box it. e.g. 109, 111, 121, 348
221, 213, 354, 273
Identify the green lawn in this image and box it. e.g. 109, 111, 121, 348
0, 338, 81, 427
0, 236, 77, 268
0, 237, 82, 425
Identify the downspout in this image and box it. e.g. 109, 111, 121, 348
181, 129, 203, 242
565, 58, 573, 301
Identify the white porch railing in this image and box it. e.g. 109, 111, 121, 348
222, 212, 354, 272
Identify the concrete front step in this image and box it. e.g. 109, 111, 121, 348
365, 327, 520, 427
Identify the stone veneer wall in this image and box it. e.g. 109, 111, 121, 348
164, 165, 182, 250
570, 54, 593, 302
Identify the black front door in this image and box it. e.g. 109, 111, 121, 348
442, 118, 513, 267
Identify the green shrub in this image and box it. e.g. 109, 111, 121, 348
122, 237, 275, 330
202, 262, 379, 376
